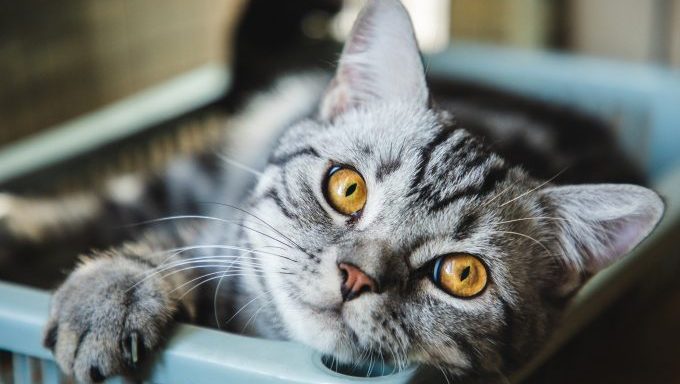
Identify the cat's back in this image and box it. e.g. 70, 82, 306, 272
428, 77, 646, 185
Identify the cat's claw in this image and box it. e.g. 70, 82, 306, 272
125, 330, 145, 369
44, 257, 176, 383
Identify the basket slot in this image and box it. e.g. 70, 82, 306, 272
39, 359, 61, 384
4, 354, 64, 384
11, 354, 31, 384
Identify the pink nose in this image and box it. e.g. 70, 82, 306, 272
339, 263, 378, 302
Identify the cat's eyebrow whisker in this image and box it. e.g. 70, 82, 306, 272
481, 183, 517, 208
489, 216, 568, 226
498, 168, 567, 208
216, 153, 264, 178
490, 230, 553, 256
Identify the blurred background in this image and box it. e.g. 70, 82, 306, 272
1, 0, 679, 147
0, 1, 679, 383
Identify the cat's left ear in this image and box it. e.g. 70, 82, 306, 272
542, 184, 664, 292
320, 0, 428, 121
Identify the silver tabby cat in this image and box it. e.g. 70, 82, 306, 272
38, 0, 664, 383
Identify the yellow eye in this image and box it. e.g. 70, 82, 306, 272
433, 254, 488, 298
324, 166, 367, 215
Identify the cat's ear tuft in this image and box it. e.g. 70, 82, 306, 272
543, 184, 664, 291
320, 0, 428, 121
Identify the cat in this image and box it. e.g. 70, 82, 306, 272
1, 0, 664, 383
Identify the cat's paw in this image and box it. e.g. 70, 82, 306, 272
44, 257, 178, 383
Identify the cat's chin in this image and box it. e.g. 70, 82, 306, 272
280, 293, 391, 364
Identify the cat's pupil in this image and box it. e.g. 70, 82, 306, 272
345, 183, 357, 197
460, 266, 471, 281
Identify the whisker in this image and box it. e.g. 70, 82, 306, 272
137, 243, 287, 271
215, 247, 267, 329
241, 296, 275, 333
437, 365, 451, 384
224, 288, 274, 327
128, 255, 277, 292
491, 230, 552, 256
157, 258, 265, 274
216, 153, 264, 177
178, 272, 274, 301
481, 183, 515, 208
147, 257, 270, 281
172, 270, 267, 295
167, 265, 265, 284
378, 348, 385, 377
354, 348, 368, 372
124, 215, 295, 249
489, 216, 568, 226
153, 244, 296, 264
367, 352, 375, 378
202, 202, 315, 259
498, 168, 567, 208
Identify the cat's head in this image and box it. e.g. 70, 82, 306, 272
240, 0, 664, 379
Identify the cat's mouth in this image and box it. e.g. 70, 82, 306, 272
296, 296, 342, 315
289, 292, 400, 363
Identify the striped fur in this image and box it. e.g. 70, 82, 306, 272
0, 0, 663, 383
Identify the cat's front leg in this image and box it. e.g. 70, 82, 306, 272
43, 232, 197, 383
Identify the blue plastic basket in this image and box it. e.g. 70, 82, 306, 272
1, 43, 679, 383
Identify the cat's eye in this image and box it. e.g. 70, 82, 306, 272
324, 166, 367, 216
433, 254, 488, 298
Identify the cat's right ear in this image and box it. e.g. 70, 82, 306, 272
541, 184, 664, 295
319, 0, 428, 121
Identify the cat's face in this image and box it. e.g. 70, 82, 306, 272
237, 0, 663, 380
245, 101, 556, 376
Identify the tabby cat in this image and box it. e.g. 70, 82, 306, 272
3, 0, 665, 383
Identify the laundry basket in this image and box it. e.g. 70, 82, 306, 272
1, 44, 679, 383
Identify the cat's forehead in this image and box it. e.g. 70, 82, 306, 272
276, 102, 439, 159
268, 102, 536, 238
